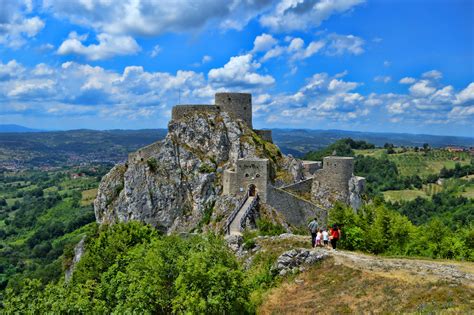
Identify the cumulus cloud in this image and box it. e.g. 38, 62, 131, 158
454, 82, 474, 105
399, 77, 416, 84
374, 75, 391, 83
422, 69, 442, 80
57, 32, 140, 60
0, 59, 214, 121
43, 0, 274, 37
208, 54, 275, 88
0, 0, 44, 48
252, 33, 278, 52
324, 33, 364, 56
409, 80, 436, 97
257, 71, 368, 124
254, 33, 363, 70
150, 44, 161, 58
380, 71, 473, 124
260, 0, 365, 32
0, 60, 25, 81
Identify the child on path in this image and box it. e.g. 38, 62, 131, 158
322, 228, 329, 248
316, 229, 322, 247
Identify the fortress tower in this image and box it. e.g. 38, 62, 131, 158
170, 92, 272, 142
215, 92, 252, 129
311, 156, 355, 207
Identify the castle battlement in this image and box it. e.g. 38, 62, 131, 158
171, 92, 272, 142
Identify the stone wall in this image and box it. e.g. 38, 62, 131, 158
128, 141, 162, 163
171, 105, 219, 121
254, 129, 273, 142
267, 187, 326, 227
302, 161, 322, 177
281, 178, 312, 195
215, 93, 252, 128
222, 169, 237, 196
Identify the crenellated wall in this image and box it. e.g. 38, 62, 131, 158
254, 129, 273, 143
171, 105, 219, 121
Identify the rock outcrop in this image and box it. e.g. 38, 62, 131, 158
94, 111, 285, 233
272, 248, 329, 276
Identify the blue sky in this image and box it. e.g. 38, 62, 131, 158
0, 0, 473, 136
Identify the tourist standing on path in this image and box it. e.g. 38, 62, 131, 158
308, 218, 319, 248
330, 224, 340, 250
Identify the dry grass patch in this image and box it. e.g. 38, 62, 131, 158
81, 188, 97, 206
258, 258, 474, 314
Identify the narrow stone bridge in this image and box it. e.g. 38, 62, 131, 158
225, 187, 259, 235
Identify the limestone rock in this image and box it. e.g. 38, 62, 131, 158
349, 176, 365, 211
94, 111, 275, 234
65, 236, 86, 282
272, 248, 329, 276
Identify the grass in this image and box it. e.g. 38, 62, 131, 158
383, 189, 427, 202
354, 149, 471, 178
81, 188, 98, 206
258, 257, 474, 314
460, 185, 474, 199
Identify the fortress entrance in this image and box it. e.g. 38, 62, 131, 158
248, 184, 256, 197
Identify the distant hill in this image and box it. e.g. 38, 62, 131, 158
0, 127, 472, 168
272, 129, 474, 157
0, 124, 43, 132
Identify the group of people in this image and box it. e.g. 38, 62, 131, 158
308, 218, 341, 250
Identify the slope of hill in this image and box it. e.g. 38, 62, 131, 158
0, 124, 42, 132
259, 246, 474, 314
1, 128, 473, 168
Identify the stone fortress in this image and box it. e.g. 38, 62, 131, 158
171, 93, 365, 234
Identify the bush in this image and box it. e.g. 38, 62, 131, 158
256, 218, 286, 236
4, 223, 252, 314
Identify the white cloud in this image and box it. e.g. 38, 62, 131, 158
259, 0, 365, 32
455, 82, 474, 105
44, 0, 274, 37
57, 32, 140, 60
150, 45, 161, 58
374, 75, 391, 83
324, 33, 364, 56
255, 33, 363, 69
252, 33, 278, 52
261, 46, 286, 62
258, 72, 368, 125
383, 60, 391, 67
409, 80, 436, 97
0, 60, 25, 81
0, 1, 44, 48
422, 70, 442, 80
208, 54, 275, 88
202, 55, 212, 64
448, 106, 474, 120
32, 63, 54, 76
399, 77, 416, 84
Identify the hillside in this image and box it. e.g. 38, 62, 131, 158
259, 245, 474, 314
1, 128, 473, 169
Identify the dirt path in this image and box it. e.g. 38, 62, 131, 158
330, 249, 474, 287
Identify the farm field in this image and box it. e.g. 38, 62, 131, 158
354, 149, 471, 178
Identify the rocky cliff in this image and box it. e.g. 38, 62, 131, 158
94, 110, 299, 233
